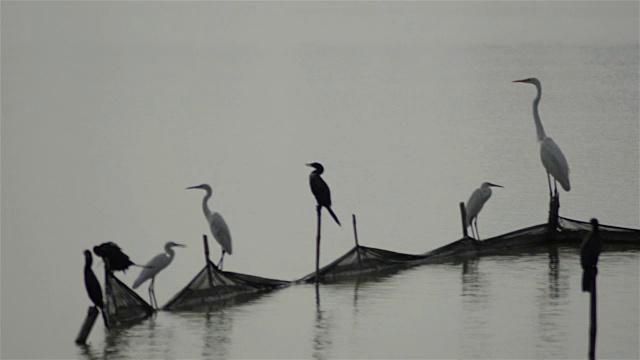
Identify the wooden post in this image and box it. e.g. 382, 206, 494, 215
588, 274, 598, 360
75, 306, 99, 344
315, 205, 322, 284
547, 194, 560, 242
204, 235, 214, 288
352, 214, 363, 269
459, 202, 469, 238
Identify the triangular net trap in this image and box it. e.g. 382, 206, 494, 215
163, 236, 290, 311
299, 245, 428, 283
163, 260, 290, 310
104, 270, 155, 326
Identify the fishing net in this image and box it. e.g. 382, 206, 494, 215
557, 217, 640, 243
163, 261, 290, 310
299, 246, 428, 283
104, 271, 155, 326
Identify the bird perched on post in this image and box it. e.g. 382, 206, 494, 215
465, 182, 503, 240
513, 78, 570, 200
307, 162, 341, 226
83, 250, 109, 328
186, 183, 233, 269
133, 241, 185, 309
93, 242, 136, 273
580, 218, 602, 293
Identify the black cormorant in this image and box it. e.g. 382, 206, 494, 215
93, 242, 135, 273
83, 250, 109, 328
307, 162, 341, 226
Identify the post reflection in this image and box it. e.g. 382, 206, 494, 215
312, 285, 333, 360
460, 257, 490, 357
534, 245, 569, 357
201, 310, 232, 359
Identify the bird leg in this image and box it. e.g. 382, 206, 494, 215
149, 277, 157, 309
474, 218, 481, 241
218, 250, 225, 270
547, 173, 553, 200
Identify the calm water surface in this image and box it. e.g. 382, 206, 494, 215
78, 247, 639, 359
3, 3, 639, 359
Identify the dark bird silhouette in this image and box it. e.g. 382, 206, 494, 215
580, 218, 602, 293
84, 250, 109, 329
93, 242, 135, 273
307, 162, 341, 226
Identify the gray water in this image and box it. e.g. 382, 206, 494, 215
78, 248, 639, 359
2, 2, 639, 359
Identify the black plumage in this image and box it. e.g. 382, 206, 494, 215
84, 250, 109, 328
307, 162, 341, 226
580, 218, 602, 293
93, 242, 135, 273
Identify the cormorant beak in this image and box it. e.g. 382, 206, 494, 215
488, 183, 504, 188
174, 243, 186, 248
186, 185, 199, 190
513, 79, 527, 83
305, 163, 313, 167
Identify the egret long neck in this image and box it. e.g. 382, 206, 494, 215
165, 247, 175, 260
532, 83, 546, 142
201, 188, 213, 219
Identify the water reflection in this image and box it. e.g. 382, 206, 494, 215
535, 245, 570, 358
460, 257, 491, 357
312, 286, 333, 360
201, 310, 232, 359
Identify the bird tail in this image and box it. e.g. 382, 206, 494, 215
582, 267, 597, 292
327, 207, 341, 226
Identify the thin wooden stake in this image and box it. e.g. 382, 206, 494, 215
547, 194, 560, 241
315, 205, 322, 284
459, 202, 469, 238
588, 275, 598, 360
75, 306, 99, 344
204, 235, 214, 288
352, 214, 363, 268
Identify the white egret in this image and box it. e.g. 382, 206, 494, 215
513, 78, 570, 199
465, 182, 503, 240
186, 184, 233, 269
83, 250, 109, 328
307, 163, 341, 226
133, 241, 185, 309
580, 218, 602, 293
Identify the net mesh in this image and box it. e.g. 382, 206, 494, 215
163, 261, 290, 310
300, 217, 640, 283
104, 271, 155, 326
299, 246, 427, 283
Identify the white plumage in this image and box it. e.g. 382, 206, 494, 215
187, 183, 233, 269
514, 77, 571, 197
465, 182, 503, 240
133, 241, 185, 309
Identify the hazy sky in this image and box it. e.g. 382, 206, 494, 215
1, 2, 638, 357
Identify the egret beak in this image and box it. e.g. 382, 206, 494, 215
488, 183, 504, 188
186, 185, 199, 190
174, 243, 186, 248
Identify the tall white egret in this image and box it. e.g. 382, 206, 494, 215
513, 78, 570, 199
83, 250, 109, 328
465, 182, 503, 240
580, 218, 602, 293
186, 184, 233, 269
133, 241, 185, 309
307, 163, 341, 226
